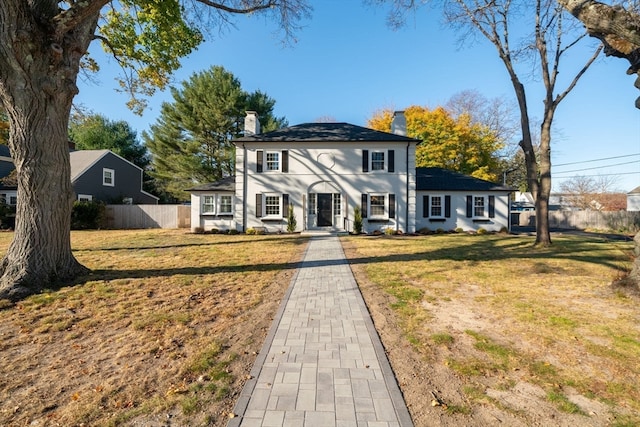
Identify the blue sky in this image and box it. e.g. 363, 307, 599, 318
75, 1, 640, 192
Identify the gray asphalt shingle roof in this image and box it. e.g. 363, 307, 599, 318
187, 175, 235, 192
234, 122, 420, 143
416, 167, 513, 192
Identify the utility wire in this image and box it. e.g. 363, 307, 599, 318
554, 160, 640, 174
554, 153, 640, 168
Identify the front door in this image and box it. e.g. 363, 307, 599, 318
317, 193, 332, 227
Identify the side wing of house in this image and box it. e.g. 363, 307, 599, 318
72, 151, 158, 204
235, 135, 417, 234
416, 191, 511, 232
415, 167, 513, 232
189, 176, 236, 232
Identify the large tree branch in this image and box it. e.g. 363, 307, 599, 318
52, 0, 109, 36
558, 0, 640, 47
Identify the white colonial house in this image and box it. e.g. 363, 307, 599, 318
190, 112, 513, 234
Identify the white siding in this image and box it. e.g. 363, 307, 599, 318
241, 141, 416, 233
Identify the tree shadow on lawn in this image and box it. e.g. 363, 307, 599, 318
72, 235, 309, 253
70, 234, 631, 287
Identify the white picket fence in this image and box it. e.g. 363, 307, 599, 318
514, 210, 640, 232
105, 205, 191, 229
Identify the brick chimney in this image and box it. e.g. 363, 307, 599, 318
244, 111, 260, 136
391, 111, 406, 136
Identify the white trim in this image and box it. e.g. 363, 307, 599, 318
218, 195, 233, 215
102, 168, 115, 186
201, 194, 216, 215
369, 193, 388, 219
429, 195, 444, 218
370, 150, 385, 172
263, 193, 283, 219
265, 151, 281, 172
473, 195, 487, 218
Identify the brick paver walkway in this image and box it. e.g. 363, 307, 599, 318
228, 235, 413, 427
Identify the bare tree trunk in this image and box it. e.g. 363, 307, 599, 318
0, 1, 96, 301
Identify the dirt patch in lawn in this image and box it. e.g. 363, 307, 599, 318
342, 236, 638, 427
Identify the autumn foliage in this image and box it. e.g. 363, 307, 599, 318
368, 105, 504, 182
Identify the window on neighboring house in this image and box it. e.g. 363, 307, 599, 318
123, 197, 133, 205
9, 196, 16, 206
202, 195, 216, 214
371, 151, 385, 171
333, 193, 341, 216
219, 195, 233, 215
78, 194, 93, 202
103, 168, 114, 186
266, 151, 280, 171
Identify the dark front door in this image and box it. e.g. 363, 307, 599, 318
317, 193, 332, 227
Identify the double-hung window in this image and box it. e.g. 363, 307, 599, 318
219, 195, 233, 215
362, 150, 394, 173
265, 194, 281, 217
266, 152, 280, 171
257, 150, 289, 173
103, 168, 114, 186
361, 193, 396, 220
371, 152, 385, 171
474, 196, 485, 217
431, 195, 443, 217
369, 194, 386, 218
466, 195, 495, 219
202, 195, 216, 214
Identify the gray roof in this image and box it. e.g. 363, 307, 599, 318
234, 122, 420, 143
70, 149, 111, 182
416, 167, 513, 192
628, 186, 640, 194
187, 175, 235, 192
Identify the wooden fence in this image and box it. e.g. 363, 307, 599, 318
105, 205, 191, 229
514, 210, 640, 232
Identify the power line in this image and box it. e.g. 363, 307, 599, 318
554, 160, 640, 174
554, 153, 640, 168
553, 171, 640, 180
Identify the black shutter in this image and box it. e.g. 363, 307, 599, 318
361, 194, 368, 218
445, 195, 451, 218
283, 194, 289, 216
282, 150, 289, 173
466, 195, 473, 218
423, 195, 429, 218
488, 196, 495, 218
362, 150, 369, 172
257, 150, 263, 173
388, 150, 395, 173
256, 193, 262, 217
389, 194, 396, 219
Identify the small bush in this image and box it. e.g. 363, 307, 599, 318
228, 229, 239, 235
193, 227, 205, 234
353, 206, 363, 234
455, 227, 464, 233
384, 227, 395, 235
476, 228, 488, 235
246, 228, 256, 235
286, 203, 297, 233
71, 200, 106, 230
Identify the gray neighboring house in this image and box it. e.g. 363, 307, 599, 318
628, 186, 640, 211
71, 149, 158, 204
